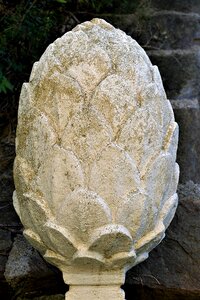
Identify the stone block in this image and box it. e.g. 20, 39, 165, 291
172, 100, 200, 183
136, 11, 200, 50
148, 48, 200, 100
0, 229, 12, 254
125, 181, 200, 299
151, 0, 200, 14
4, 235, 66, 298
17, 295, 64, 300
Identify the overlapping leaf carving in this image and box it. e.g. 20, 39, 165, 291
14, 18, 179, 272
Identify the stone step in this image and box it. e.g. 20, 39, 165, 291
125, 180, 200, 298
147, 47, 200, 100
171, 100, 200, 184
137, 11, 200, 51
151, 0, 200, 14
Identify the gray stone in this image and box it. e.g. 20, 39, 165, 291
0, 256, 12, 299
137, 11, 200, 50
4, 235, 66, 298
148, 48, 200, 100
173, 102, 200, 184
125, 181, 200, 299
0, 229, 12, 253
151, 0, 200, 14
17, 295, 64, 300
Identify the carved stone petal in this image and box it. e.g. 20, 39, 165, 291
135, 221, 165, 255
57, 188, 112, 243
89, 144, 140, 217
20, 114, 57, 172
116, 193, 147, 239
36, 145, 84, 211
13, 191, 20, 219
17, 83, 32, 117
145, 153, 174, 211
160, 163, 179, 211
108, 250, 136, 270
44, 249, 68, 269
67, 45, 112, 96
44, 221, 77, 258
13, 157, 33, 208
88, 224, 133, 258
72, 250, 106, 268
22, 192, 52, 243
118, 107, 163, 174
163, 123, 179, 163
36, 73, 83, 134
23, 229, 46, 254
159, 193, 178, 228
91, 74, 137, 131
14, 156, 35, 194
13, 157, 37, 230
61, 108, 112, 166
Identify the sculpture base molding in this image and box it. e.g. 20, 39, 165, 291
65, 285, 125, 300
63, 269, 125, 300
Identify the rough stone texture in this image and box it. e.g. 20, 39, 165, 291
77, 13, 200, 101
13, 18, 178, 300
17, 296, 64, 300
4, 235, 66, 299
173, 101, 200, 183
147, 48, 200, 101
151, 0, 200, 14
125, 181, 200, 300
137, 11, 200, 50
0, 229, 12, 254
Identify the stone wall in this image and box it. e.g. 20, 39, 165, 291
0, 1, 199, 299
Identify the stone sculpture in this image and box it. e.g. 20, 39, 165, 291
13, 19, 179, 300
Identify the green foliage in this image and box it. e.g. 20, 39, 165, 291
55, 0, 68, 3
0, 72, 13, 94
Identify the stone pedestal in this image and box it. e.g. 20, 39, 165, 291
65, 285, 124, 300
63, 270, 125, 300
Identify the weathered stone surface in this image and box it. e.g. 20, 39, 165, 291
125, 181, 200, 299
151, 0, 200, 14
77, 15, 200, 101
0, 229, 12, 253
17, 295, 64, 300
173, 101, 200, 183
136, 11, 200, 50
0, 256, 12, 299
148, 48, 200, 100
4, 235, 66, 298
13, 18, 179, 299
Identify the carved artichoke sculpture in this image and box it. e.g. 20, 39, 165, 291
14, 19, 179, 278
